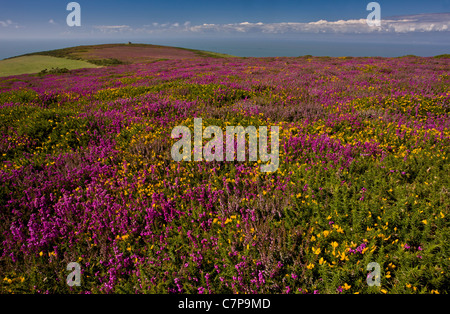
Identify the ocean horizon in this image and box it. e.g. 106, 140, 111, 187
1, 37, 449, 60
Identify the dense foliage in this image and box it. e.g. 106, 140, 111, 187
0, 55, 449, 294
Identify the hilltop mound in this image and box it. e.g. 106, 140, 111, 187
0, 43, 236, 77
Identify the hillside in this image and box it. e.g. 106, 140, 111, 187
0, 55, 100, 77
0, 53, 449, 294
0, 43, 237, 77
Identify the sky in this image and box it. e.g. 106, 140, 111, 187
0, 0, 449, 59
0, 0, 449, 39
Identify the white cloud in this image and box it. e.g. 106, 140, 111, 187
126, 21, 193, 34
48, 19, 56, 25
93, 25, 132, 33
0, 19, 12, 27
186, 13, 450, 34
88, 14, 449, 36
0, 19, 20, 28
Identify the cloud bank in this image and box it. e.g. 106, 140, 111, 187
0, 19, 21, 28
2, 13, 447, 39
93, 25, 132, 33
185, 13, 450, 34
90, 13, 448, 35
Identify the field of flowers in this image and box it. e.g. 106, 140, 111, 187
0, 54, 449, 294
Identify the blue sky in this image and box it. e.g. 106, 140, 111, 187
0, 0, 449, 40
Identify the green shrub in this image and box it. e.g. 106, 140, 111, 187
38, 68, 70, 76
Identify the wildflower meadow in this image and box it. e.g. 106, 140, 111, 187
0, 54, 449, 294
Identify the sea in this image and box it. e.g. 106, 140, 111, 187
1, 36, 449, 60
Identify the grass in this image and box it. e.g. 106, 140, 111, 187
434, 54, 450, 59
178, 47, 237, 58
0, 55, 99, 77
1, 44, 237, 77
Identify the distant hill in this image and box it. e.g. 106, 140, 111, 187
0, 43, 237, 77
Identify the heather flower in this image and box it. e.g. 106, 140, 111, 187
0, 52, 447, 295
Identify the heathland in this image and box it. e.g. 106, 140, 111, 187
0, 44, 449, 294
